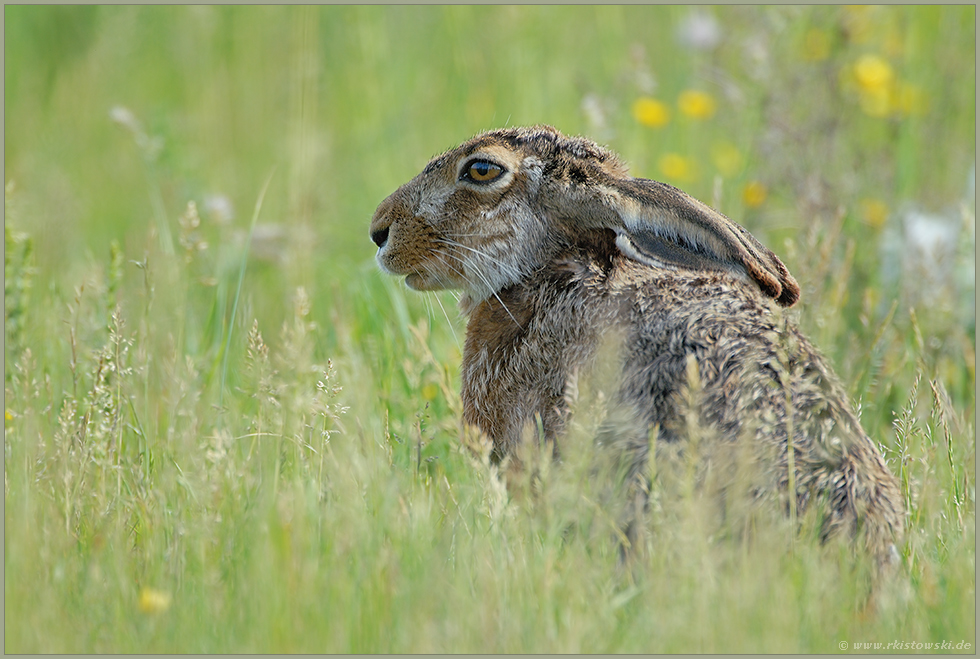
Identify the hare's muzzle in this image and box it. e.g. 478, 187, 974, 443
370, 193, 435, 283
370, 178, 469, 292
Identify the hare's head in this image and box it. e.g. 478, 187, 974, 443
370, 125, 799, 307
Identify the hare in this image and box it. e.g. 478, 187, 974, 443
370, 125, 903, 568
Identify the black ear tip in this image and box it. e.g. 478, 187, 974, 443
776, 285, 800, 307
745, 258, 800, 307
775, 276, 800, 307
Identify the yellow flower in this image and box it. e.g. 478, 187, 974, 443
422, 383, 439, 401
677, 90, 716, 120
742, 181, 768, 208
4, 410, 12, 422
632, 98, 671, 128
803, 28, 831, 62
859, 87, 892, 118
138, 587, 172, 615
849, 54, 907, 118
710, 142, 743, 177
860, 198, 889, 229
658, 153, 696, 182
853, 54, 894, 92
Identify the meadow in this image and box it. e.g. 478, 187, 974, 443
4, 5, 975, 652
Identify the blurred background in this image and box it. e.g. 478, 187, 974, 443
5, 8, 973, 286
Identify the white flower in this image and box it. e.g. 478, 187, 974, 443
677, 9, 722, 51
204, 193, 235, 225
581, 94, 614, 141
880, 199, 974, 325
109, 105, 140, 132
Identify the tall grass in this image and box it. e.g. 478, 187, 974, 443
5, 5, 975, 652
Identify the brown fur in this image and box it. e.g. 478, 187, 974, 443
370, 125, 903, 567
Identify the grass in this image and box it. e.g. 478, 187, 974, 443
4, 5, 975, 653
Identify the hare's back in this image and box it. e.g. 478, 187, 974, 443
614, 264, 855, 449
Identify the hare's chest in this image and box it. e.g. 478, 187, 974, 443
460, 286, 613, 455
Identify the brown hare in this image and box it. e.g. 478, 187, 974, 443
370, 125, 903, 568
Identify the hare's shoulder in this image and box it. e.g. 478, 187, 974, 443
465, 236, 801, 379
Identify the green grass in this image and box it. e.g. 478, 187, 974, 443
4, 5, 975, 653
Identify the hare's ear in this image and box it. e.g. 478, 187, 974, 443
607, 178, 800, 307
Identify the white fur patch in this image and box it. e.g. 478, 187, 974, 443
614, 232, 676, 270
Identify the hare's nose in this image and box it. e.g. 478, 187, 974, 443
371, 226, 390, 248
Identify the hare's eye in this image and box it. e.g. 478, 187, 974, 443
463, 160, 504, 183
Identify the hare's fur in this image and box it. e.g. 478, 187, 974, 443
370, 125, 903, 567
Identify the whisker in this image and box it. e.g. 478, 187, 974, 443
441, 249, 521, 327
490, 290, 520, 327
423, 291, 435, 327
431, 247, 480, 291
444, 231, 508, 239
432, 292, 460, 347
435, 237, 524, 279
432, 245, 521, 328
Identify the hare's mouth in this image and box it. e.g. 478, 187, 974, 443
379, 249, 467, 292
375, 251, 448, 290
404, 272, 436, 290
403, 270, 460, 292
